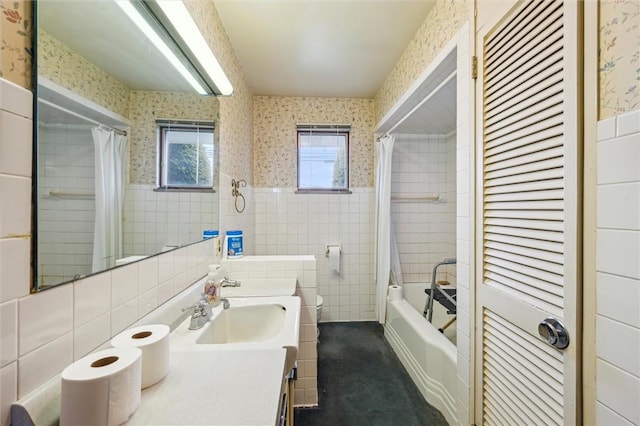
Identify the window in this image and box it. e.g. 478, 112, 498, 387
297, 125, 350, 192
158, 121, 215, 190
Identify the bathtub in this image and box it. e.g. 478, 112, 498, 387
384, 284, 457, 425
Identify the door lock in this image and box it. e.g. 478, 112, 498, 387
538, 317, 569, 349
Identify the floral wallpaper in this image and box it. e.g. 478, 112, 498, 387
37, 29, 130, 118
184, 0, 254, 185
375, 0, 468, 122
0, 0, 32, 88
128, 90, 220, 185
599, 0, 640, 119
253, 96, 376, 188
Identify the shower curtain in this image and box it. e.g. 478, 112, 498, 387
92, 127, 128, 272
375, 134, 396, 324
390, 229, 403, 288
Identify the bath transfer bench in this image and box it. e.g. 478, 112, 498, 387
423, 258, 457, 333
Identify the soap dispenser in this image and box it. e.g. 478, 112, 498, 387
204, 264, 221, 303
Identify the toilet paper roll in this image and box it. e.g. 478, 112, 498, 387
329, 245, 341, 274
60, 347, 142, 426
388, 285, 403, 301
111, 324, 170, 389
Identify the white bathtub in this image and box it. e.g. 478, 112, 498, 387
384, 286, 457, 425
403, 282, 457, 345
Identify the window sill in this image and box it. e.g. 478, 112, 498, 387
295, 189, 352, 195
154, 187, 216, 193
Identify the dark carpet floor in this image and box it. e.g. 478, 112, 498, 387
294, 322, 448, 426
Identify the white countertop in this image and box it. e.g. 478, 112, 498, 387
126, 348, 286, 425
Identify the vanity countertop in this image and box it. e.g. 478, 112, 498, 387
126, 348, 287, 425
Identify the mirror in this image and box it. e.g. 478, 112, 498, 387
34, 0, 220, 290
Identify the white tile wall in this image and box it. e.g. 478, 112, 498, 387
138, 255, 159, 294
597, 401, 635, 426
0, 175, 31, 238
17, 332, 73, 398
597, 316, 640, 377
391, 133, 457, 284
0, 79, 32, 426
123, 184, 219, 257
596, 272, 640, 328
0, 301, 17, 367
111, 299, 139, 336
37, 125, 95, 285
0, 110, 32, 177
0, 238, 30, 303
596, 109, 640, 426
73, 313, 110, 360
73, 273, 110, 326
253, 188, 375, 322
18, 285, 73, 356
111, 263, 139, 308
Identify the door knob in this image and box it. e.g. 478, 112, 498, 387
538, 317, 569, 349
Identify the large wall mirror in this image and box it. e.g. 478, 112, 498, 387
34, 0, 221, 291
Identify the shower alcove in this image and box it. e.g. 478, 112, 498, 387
375, 23, 473, 426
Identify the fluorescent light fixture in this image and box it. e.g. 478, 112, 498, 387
155, 0, 234, 96
115, 1, 208, 95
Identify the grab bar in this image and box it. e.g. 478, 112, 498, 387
48, 190, 95, 199
391, 193, 441, 202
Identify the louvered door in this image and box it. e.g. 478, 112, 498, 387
475, 0, 582, 424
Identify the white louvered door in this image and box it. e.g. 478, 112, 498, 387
475, 1, 582, 424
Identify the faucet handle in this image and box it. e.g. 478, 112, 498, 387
182, 302, 199, 312
182, 296, 209, 313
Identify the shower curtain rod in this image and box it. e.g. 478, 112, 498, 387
39, 99, 128, 136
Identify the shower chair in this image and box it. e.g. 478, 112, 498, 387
423, 257, 457, 333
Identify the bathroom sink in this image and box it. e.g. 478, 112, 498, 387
196, 303, 286, 344
170, 296, 301, 372
220, 278, 297, 297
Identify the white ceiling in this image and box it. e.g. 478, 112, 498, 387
213, 0, 436, 98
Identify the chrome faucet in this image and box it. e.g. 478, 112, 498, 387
218, 277, 241, 287
182, 296, 212, 330
211, 297, 231, 309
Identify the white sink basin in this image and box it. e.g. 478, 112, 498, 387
196, 303, 286, 344
171, 296, 301, 372
220, 278, 297, 297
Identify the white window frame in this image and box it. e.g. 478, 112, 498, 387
157, 120, 215, 191
296, 124, 351, 193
